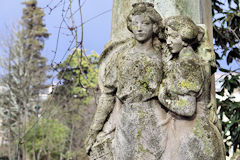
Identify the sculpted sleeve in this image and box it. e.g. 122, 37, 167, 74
90, 56, 117, 132
90, 50, 118, 132
85, 39, 131, 154
159, 48, 204, 117
85, 54, 117, 155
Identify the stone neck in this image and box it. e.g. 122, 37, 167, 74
178, 46, 195, 60
133, 38, 154, 53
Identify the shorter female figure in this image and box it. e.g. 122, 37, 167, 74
159, 16, 225, 160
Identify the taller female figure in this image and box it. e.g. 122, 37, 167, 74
85, 2, 168, 160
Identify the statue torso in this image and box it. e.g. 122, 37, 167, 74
116, 47, 162, 103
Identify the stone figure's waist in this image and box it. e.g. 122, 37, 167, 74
116, 92, 157, 104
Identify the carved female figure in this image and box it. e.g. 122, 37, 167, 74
113, 3, 167, 160
85, 2, 168, 160
158, 16, 225, 160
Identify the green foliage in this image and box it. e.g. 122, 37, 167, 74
46, 50, 99, 159
212, 0, 240, 64
55, 49, 99, 104
48, 97, 94, 160
218, 97, 240, 155
212, 0, 240, 156
25, 118, 70, 159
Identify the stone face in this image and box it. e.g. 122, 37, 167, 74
85, 2, 225, 160
111, 0, 140, 41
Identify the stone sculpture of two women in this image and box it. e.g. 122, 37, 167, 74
85, 2, 226, 160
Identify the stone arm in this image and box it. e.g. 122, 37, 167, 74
84, 38, 130, 155
85, 50, 117, 155
159, 48, 204, 117
158, 82, 197, 117
85, 90, 116, 155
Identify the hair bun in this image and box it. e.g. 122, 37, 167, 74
132, 2, 154, 8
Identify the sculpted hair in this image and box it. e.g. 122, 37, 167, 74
127, 2, 164, 37
165, 16, 204, 44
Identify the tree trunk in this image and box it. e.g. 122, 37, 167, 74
8, 128, 13, 160
67, 124, 75, 160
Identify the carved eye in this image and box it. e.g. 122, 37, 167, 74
132, 21, 138, 25
143, 21, 151, 25
164, 29, 168, 34
205, 48, 211, 52
169, 33, 178, 38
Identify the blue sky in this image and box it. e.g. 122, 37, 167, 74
0, 0, 113, 66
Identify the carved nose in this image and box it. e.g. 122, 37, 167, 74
137, 24, 143, 32
166, 38, 171, 45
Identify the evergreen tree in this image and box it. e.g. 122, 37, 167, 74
21, 0, 50, 93
0, 0, 50, 159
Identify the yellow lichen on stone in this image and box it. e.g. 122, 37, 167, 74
179, 78, 199, 91
138, 110, 145, 120
137, 143, 147, 154
176, 98, 188, 108
193, 119, 213, 156
137, 129, 142, 140
139, 80, 149, 93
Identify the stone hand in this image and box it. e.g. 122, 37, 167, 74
158, 84, 169, 104
84, 131, 98, 155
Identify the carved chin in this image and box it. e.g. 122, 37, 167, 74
168, 46, 182, 54
135, 36, 150, 43
169, 48, 177, 54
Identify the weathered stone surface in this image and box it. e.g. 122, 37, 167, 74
159, 16, 225, 160
85, 2, 225, 160
197, 24, 222, 132
85, 3, 168, 159
231, 150, 240, 160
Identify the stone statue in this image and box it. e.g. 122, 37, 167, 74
158, 16, 225, 160
85, 2, 167, 159
85, 2, 225, 160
